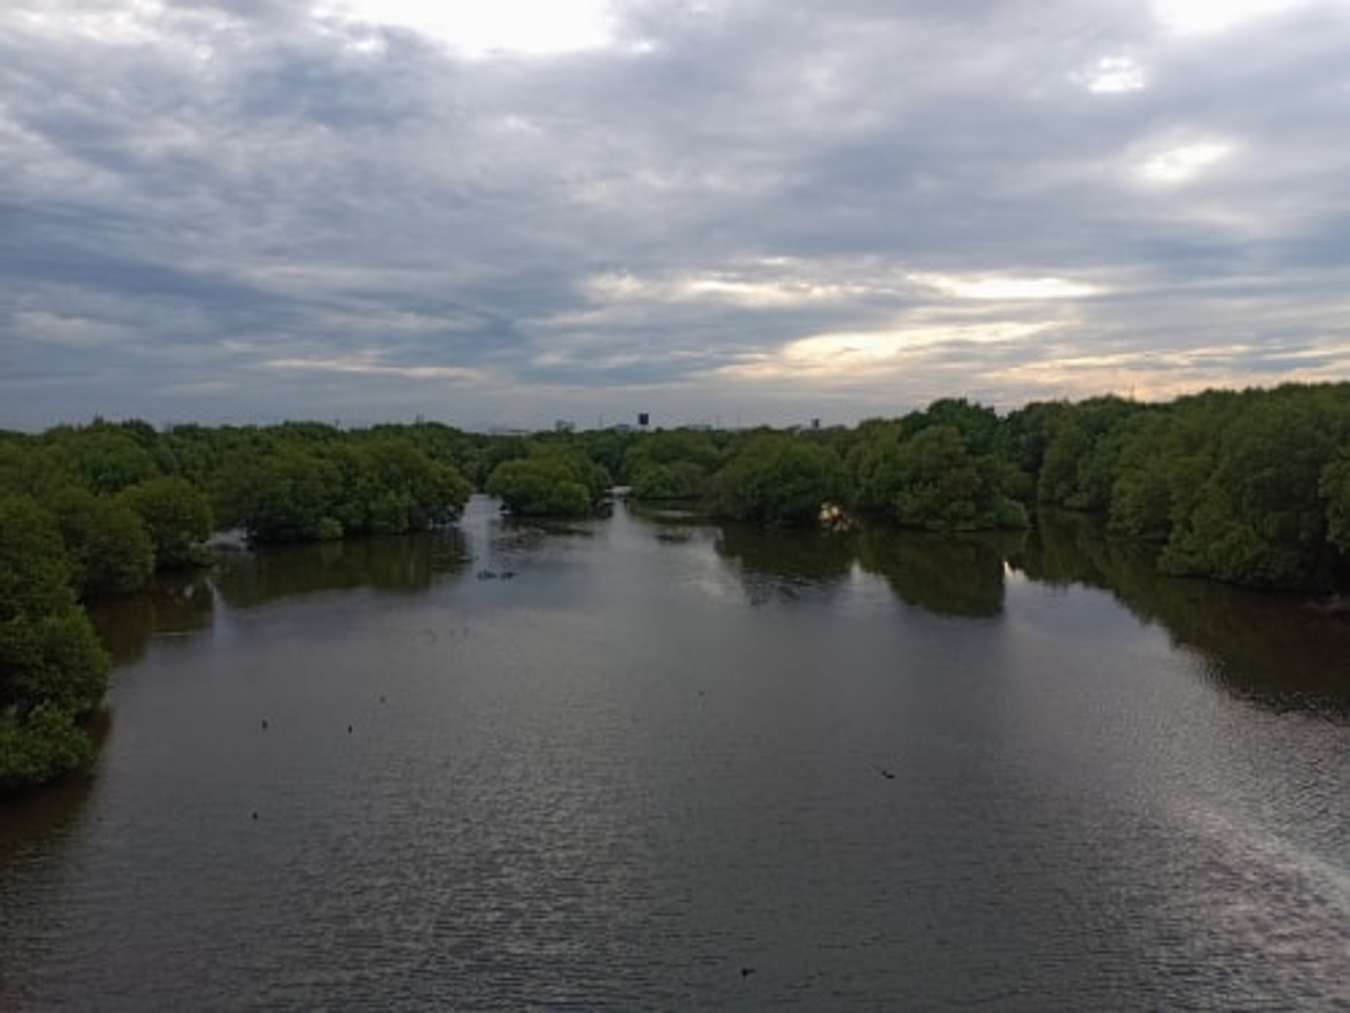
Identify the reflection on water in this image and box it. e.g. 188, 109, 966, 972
88, 575, 216, 666
1014, 511, 1350, 717
87, 505, 1350, 729
87, 530, 472, 665
647, 505, 1348, 715
710, 524, 1020, 617
7, 497, 1348, 1010
857, 528, 1022, 618
213, 529, 470, 608
714, 524, 855, 604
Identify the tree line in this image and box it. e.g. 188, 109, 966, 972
3, 383, 1348, 791
0, 419, 476, 791
611, 385, 1350, 593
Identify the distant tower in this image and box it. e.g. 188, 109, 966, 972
638, 412, 650, 428
811, 417, 821, 430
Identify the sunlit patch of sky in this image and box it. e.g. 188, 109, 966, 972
1075, 56, 1148, 94
1138, 140, 1235, 185
1152, 0, 1315, 35
311, 0, 618, 57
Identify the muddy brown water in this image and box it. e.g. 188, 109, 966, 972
3, 496, 1348, 1009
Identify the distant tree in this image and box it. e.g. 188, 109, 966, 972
49, 486, 155, 596
214, 449, 341, 542
883, 425, 1027, 531
486, 455, 595, 517
706, 436, 848, 526
359, 438, 472, 531
43, 425, 160, 494
902, 398, 1001, 454
843, 418, 907, 513
1155, 387, 1348, 588
1322, 451, 1350, 556
631, 461, 709, 501
1036, 419, 1092, 507
1002, 401, 1071, 481
120, 476, 214, 569
624, 430, 722, 489
478, 437, 530, 488
0, 496, 110, 791
566, 428, 633, 484
0, 704, 94, 792
1036, 397, 1140, 509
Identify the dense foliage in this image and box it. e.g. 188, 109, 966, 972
705, 435, 849, 526
485, 447, 609, 517
1026, 386, 1350, 589
623, 430, 723, 501
49, 486, 155, 598
120, 477, 214, 568
0, 496, 110, 791
1323, 450, 1350, 555
213, 436, 472, 542
847, 404, 1028, 531
617, 385, 1349, 590
0, 418, 476, 791
3, 383, 1348, 792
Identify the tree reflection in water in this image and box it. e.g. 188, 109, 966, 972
87, 529, 471, 662
707, 510, 1350, 717
1014, 512, 1350, 718
710, 520, 1021, 619
88, 512, 1350, 721
87, 573, 215, 666
857, 528, 1024, 619
713, 524, 855, 605
212, 528, 470, 609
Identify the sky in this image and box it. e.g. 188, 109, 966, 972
2, 0, 1349, 431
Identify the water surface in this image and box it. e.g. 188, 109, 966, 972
3, 497, 1348, 1009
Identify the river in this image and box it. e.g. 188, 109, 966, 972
2, 496, 1348, 1009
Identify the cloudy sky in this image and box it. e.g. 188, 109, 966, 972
3, 0, 1349, 430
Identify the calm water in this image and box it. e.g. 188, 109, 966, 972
3, 497, 1349, 1010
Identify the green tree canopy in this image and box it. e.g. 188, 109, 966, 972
1321, 450, 1350, 556
0, 495, 111, 791
120, 476, 215, 569
214, 448, 342, 542
50, 486, 155, 596
485, 453, 600, 517
706, 436, 848, 526
882, 425, 1028, 532
43, 424, 161, 494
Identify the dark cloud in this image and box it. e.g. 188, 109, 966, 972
2, 0, 1348, 429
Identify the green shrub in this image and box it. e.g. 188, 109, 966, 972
706, 436, 848, 527
0, 704, 93, 792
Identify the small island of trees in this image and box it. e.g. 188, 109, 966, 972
3, 381, 1349, 791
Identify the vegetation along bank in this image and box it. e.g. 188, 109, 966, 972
2, 382, 1348, 790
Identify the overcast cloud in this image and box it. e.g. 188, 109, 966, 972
3, 0, 1349, 429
